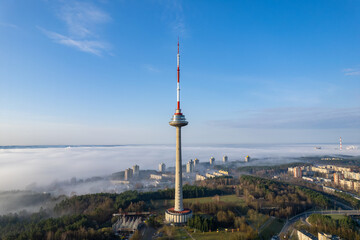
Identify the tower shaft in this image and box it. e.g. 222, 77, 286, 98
174, 126, 183, 211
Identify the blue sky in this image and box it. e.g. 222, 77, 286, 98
0, 0, 359, 145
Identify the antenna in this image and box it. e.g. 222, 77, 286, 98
176, 39, 181, 114
340, 137, 342, 150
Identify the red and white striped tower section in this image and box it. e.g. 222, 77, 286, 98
340, 137, 342, 150
176, 40, 181, 113
165, 40, 192, 224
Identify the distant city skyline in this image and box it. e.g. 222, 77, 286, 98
0, 0, 359, 145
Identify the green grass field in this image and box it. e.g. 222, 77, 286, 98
158, 226, 254, 240
151, 194, 245, 213
325, 214, 348, 220
192, 230, 249, 240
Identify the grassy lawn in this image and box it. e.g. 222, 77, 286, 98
192, 230, 248, 240
183, 194, 244, 205
325, 214, 348, 220
151, 194, 245, 213
259, 218, 284, 240
158, 226, 253, 240
157, 227, 192, 240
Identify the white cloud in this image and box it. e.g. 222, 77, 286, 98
59, 2, 110, 38
343, 68, 360, 76
40, 28, 108, 56
161, 0, 186, 35
0, 22, 18, 28
209, 107, 360, 129
40, 1, 110, 55
143, 64, 160, 73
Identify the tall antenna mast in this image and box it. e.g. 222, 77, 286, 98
176, 38, 181, 114
340, 137, 342, 150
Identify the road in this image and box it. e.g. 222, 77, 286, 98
279, 210, 360, 235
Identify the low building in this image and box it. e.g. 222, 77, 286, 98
219, 170, 229, 175
311, 166, 330, 174
318, 232, 341, 240
323, 186, 336, 193
340, 179, 354, 190
161, 173, 174, 179
150, 174, 162, 180
213, 171, 223, 176
112, 216, 142, 233
327, 165, 351, 173
354, 181, 360, 192
196, 174, 206, 181
206, 173, 215, 178
297, 229, 317, 240
343, 171, 360, 181
302, 176, 314, 182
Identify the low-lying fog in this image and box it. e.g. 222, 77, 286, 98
1, 144, 359, 192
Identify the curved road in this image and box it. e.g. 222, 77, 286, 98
280, 210, 360, 235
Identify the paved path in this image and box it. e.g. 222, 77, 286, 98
141, 226, 157, 240
183, 228, 195, 240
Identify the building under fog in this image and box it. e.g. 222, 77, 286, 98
194, 158, 199, 168
223, 155, 228, 163
132, 165, 139, 177
209, 157, 215, 165
159, 163, 166, 172
124, 168, 133, 180
186, 159, 194, 173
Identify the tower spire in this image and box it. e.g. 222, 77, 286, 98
176, 39, 181, 113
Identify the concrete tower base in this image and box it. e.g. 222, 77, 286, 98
165, 208, 192, 223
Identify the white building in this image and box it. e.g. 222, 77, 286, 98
159, 163, 166, 172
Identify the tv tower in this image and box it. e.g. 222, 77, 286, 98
340, 137, 342, 150
165, 40, 192, 223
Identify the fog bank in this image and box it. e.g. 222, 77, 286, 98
0, 144, 359, 191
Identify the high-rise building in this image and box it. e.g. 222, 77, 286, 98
194, 158, 199, 167
210, 157, 215, 165
186, 159, 194, 173
245, 155, 250, 162
334, 172, 340, 185
165, 41, 192, 223
223, 155, 228, 163
159, 163, 166, 172
294, 167, 302, 178
124, 168, 133, 180
132, 164, 139, 177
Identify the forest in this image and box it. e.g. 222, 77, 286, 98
305, 214, 360, 240
0, 175, 337, 239
0, 186, 225, 240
